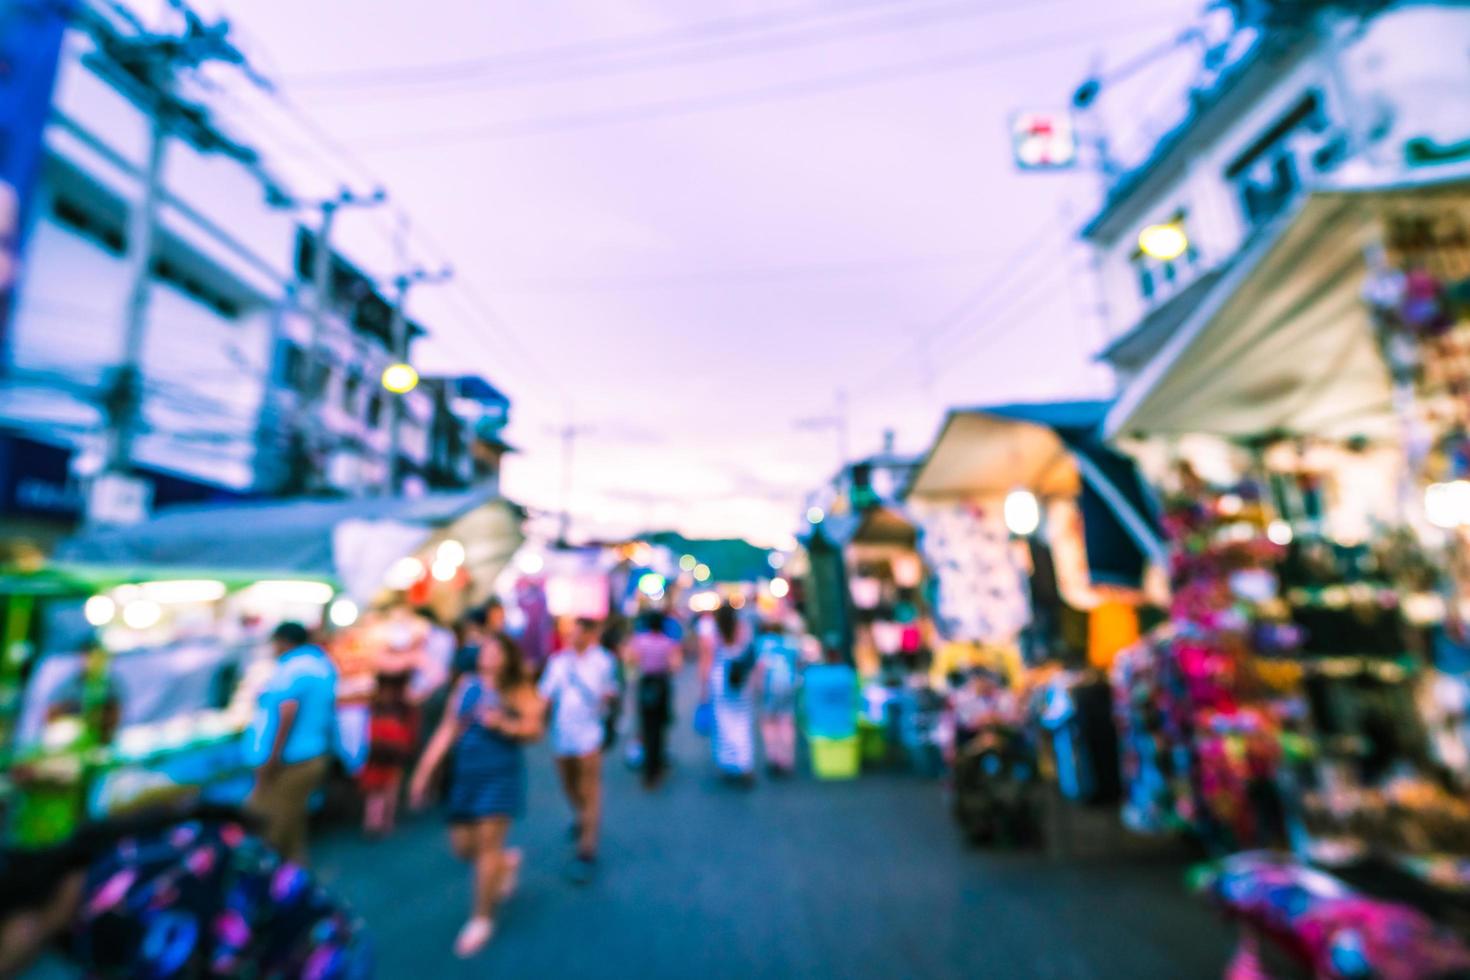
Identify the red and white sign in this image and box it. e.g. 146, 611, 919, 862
1011, 111, 1077, 170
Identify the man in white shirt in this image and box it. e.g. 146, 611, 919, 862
538, 617, 619, 883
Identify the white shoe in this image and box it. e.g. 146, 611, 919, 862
453, 916, 494, 959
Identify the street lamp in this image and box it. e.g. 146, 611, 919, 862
1004, 489, 1041, 537
1138, 222, 1189, 261
381, 362, 419, 394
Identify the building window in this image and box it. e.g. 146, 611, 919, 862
279, 342, 307, 391
342, 371, 362, 414
1226, 90, 1329, 229
52, 195, 126, 255
366, 392, 384, 428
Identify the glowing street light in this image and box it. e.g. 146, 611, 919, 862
381, 362, 419, 394
693, 563, 712, 583
1004, 489, 1041, 536
769, 577, 790, 599
806, 506, 825, 524
1138, 222, 1189, 261
679, 554, 698, 572
329, 597, 360, 628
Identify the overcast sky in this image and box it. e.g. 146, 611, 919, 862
147, 0, 1207, 545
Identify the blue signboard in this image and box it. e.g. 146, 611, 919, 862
0, 0, 74, 363
801, 664, 858, 740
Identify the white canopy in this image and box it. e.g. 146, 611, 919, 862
1105, 168, 1470, 442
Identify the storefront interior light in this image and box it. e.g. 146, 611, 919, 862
381, 362, 419, 394
436, 539, 466, 567
729, 593, 746, 610
1138, 222, 1189, 261
693, 563, 712, 583
122, 598, 163, 630
689, 591, 721, 613
431, 559, 459, 582
1267, 520, 1294, 546
139, 579, 227, 604
1003, 489, 1041, 536
1426, 480, 1470, 529
769, 577, 790, 599
385, 557, 426, 590
247, 580, 336, 605
329, 597, 360, 628
84, 595, 116, 627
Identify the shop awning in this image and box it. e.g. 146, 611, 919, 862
57, 489, 524, 603
1105, 166, 1470, 442
906, 400, 1165, 582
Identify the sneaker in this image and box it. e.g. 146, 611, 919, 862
453, 916, 494, 959
566, 854, 597, 886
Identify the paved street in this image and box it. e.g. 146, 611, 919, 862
308, 676, 1236, 980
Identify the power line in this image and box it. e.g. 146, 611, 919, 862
285, 0, 953, 90
846, 219, 1071, 392
347, 12, 1190, 150
307, 0, 1072, 103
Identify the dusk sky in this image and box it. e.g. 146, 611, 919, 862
142, 0, 1207, 544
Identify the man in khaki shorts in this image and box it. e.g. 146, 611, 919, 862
246, 622, 338, 863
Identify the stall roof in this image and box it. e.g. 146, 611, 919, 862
641, 532, 772, 583
57, 489, 523, 602
1105, 165, 1470, 442
906, 401, 1113, 500
0, 563, 336, 597
906, 400, 1165, 580
822, 506, 918, 549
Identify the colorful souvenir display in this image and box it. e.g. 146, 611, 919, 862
1197, 851, 1470, 980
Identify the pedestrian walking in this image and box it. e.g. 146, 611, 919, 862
702, 603, 758, 783
410, 632, 542, 959
359, 612, 423, 839
0, 804, 371, 978
756, 620, 800, 776
622, 609, 683, 789
244, 622, 339, 864
538, 618, 619, 883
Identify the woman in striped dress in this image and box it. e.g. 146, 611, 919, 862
410, 632, 543, 959
703, 603, 758, 782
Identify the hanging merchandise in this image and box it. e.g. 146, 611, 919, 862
911, 500, 1030, 646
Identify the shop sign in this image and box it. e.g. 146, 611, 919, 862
1011, 110, 1077, 170
87, 473, 152, 526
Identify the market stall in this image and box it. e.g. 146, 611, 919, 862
0, 563, 344, 846
1100, 168, 1470, 892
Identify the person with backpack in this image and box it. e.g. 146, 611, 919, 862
702, 603, 758, 784
622, 609, 683, 789
538, 618, 620, 884
756, 619, 801, 776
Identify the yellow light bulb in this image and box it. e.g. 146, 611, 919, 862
381, 363, 419, 394
1138, 223, 1189, 261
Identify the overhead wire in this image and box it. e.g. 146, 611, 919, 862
286, 0, 961, 90
348, 11, 1191, 150
306, 0, 1073, 103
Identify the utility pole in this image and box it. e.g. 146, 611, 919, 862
84, 6, 258, 524
382, 265, 451, 496
300, 186, 385, 491
552, 419, 595, 546
795, 387, 851, 472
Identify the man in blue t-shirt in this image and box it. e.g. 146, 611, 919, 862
246, 622, 338, 863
